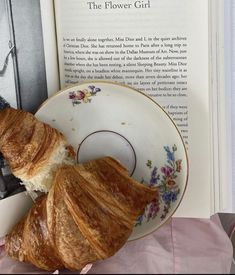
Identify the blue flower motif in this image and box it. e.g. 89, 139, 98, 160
171, 192, 178, 202
135, 214, 144, 226
162, 191, 178, 204
150, 167, 158, 186
88, 85, 101, 95
88, 85, 95, 92
164, 146, 175, 162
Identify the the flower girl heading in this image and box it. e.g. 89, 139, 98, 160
87, 1, 151, 10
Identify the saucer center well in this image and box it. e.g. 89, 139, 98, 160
77, 130, 136, 176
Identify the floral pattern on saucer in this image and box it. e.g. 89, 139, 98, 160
69, 85, 101, 106
135, 144, 181, 226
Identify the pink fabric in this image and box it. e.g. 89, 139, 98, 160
0, 214, 233, 274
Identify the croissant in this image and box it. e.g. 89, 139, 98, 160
5, 157, 157, 271
0, 107, 75, 192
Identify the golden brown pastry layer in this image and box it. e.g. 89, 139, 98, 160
5, 157, 157, 271
0, 107, 75, 192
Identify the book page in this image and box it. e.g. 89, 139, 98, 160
54, 0, 211, 218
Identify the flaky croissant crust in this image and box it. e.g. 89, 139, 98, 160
5, 157, 157, 271
0, 108, 66, 177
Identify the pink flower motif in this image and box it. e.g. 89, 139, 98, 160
75, 90, 85, 100
147, 199, 160, 221
69, 92, 76, 99
69, 86, 101, 106
76, 90, 91, 103
161, 166, 173, 177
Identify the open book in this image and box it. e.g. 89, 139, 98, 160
1, 0, 233, 218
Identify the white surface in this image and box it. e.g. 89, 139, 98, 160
209, 0, 230, 214
231, 0, 235, 213
39, 0, 60, 97
77, 130, 136, 175
0, 192, 33, 238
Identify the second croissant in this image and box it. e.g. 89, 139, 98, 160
5, 157, 157, 271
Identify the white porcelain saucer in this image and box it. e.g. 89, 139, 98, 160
35, 81, 188, 241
